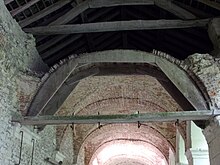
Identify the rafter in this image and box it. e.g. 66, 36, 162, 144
42, 34, 83, 59
129, 33, 155, 48
158, 79, 194, 111
89, 0, 154, 8
121, 6, 127, 48
161, 40, 186, 58
13, 111, 216, 126
163, 35, 194, 53
37, 35, 68, 53
11, 0, 41, 16
208, 18, 220, 57
24, 19, 210, 35
45, 37, 86, 63
76, 0, 95, 52
131, 5, 158, 18
165, 30, 208, 50
95, 33, 121, 50
87, 7, 114, 22
94, 32, 117, 45
36, 8, 114, 53
129, 39, 147, 51
4, 0, 14, 5
48, 0, 196, 27
97, 9, 121, 22
97, 64, 168, 81
197, 0, 220, 11
49, 0, 88, 25
49, 0, 154, 25
18, 0, 72, 27
5, 0, 196, 27
156, 58, 208, 110
173, 1, 213, 18
154, 0, 196, 19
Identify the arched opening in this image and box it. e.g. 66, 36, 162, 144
90, 140, 168, 165
76, 123, 174, 165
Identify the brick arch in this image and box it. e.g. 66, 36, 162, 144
70, 96, 177, 163
76, 123, 173, 165
57, 75, 182, 117
73, 82, 179, 115
56, 76, 186, 156
89, 139, 168, 165
54, 74, 178, 149
58, 97, 178, 157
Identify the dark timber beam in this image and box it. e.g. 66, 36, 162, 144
13, 111, 217, 125
50, 0, 154, 25
49, 0, 88, 25
173, 1, 213, 18
87, 7, 114, 22
208, 18, 220, 57
96, 65, 168, 82
4, 0, 14, 5
11, 0, 41, 16
44, 37, 86, 63
129, 33, 155, 48
37, 35, 68, 53
158, 80, 194, 111
79, 51, 208, 110
165, 30, 207, 50
94, 32, 117, 46
156, 58, 208, 110
154, 0, 196, 19
89, 0, 154, 8
29, 65, 100, 116
49, 0, 195, 25
24, 19, 210, 35
41, 34, 83, 59
27, 50, 209, 117
121, 6, 128, 48
18, 0, 72, 27
77, 50, 156, 63
197, 0, 220, 11
95, 33, 121, 50
27, 63, 168, 116
76, 0, 95, 52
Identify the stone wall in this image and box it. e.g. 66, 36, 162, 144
184, 53, 220, 109
0, 72, 59, 165
203, 116, 220, 165
10, 125, 57, 165
59, 126, 75, 165
0, 0, 59, 164
0, 0, 48, 75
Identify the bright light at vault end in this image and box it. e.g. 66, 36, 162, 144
92, 142, 167, 165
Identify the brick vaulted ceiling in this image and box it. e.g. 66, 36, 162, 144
55, 74, 186, 164
4, 0, 220, 66
5, 0, 220, 164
